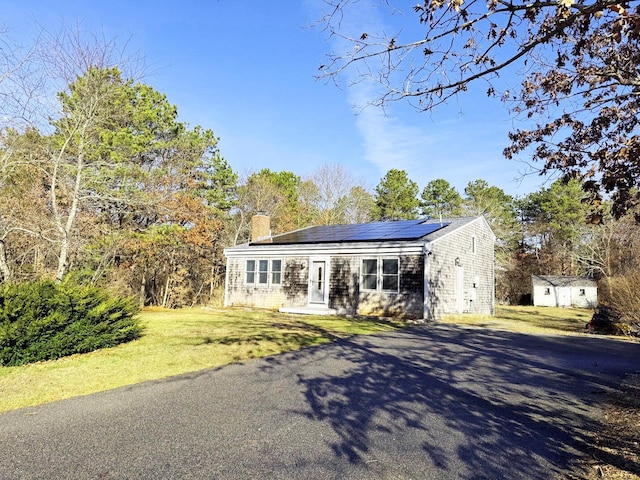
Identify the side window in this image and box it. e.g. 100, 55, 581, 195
246, 260, 256, 284
271, 260, 282, 285
544, 287, 550, 295
381, 258, 399, 292
471, 236, 477, 254
258, 260, 269, 284
579, 288, 586, 296
361, 259, 378, 291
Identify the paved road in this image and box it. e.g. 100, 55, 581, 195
1, 325, 639, 479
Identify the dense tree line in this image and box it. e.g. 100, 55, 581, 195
2, 26, 639, 316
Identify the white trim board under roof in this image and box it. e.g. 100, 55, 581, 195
225, 242, 426, 257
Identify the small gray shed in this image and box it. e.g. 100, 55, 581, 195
531, 275, 597, 308
224, 216, 495, 320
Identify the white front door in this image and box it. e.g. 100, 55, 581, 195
310, 260, 327, 304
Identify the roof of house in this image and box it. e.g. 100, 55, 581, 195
532, 275, 597, 288
248, 217, 481, 246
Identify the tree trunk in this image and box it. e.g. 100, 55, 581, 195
0, 239, 11, 281
56, 233, 70, 282
162, 273, 171, 308
139, 271, 146, 308
52, 133, 84, 282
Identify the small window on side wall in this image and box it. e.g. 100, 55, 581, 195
579, 288, 586, 296
472, 235, 477, 254
544, 287, 550, 295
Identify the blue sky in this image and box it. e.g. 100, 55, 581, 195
2, 0, 551, 197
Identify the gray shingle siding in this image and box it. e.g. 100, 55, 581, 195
329, 257, 359, 315
427, 218, 494, 319
282, 257, 309, 307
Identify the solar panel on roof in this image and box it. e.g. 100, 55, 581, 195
249, 219, 449, 245
382, 222, 448, 240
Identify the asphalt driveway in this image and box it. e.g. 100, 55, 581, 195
1, 324, 639, 479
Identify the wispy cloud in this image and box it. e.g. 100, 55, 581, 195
311, 0, 545, 196
321, 1, 451, 180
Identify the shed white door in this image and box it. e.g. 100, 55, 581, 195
310, 260, 327, 304
557, 287, 571, 307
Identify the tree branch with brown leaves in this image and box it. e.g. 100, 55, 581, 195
318, 0, 640, 216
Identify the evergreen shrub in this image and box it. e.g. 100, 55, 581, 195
0, 280, 142, 366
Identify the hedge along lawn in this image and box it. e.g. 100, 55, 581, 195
0, 307, 403, 413
440, 305, 594, 335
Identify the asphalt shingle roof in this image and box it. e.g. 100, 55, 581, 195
531, 275, 597, 287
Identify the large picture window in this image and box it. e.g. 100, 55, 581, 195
245, 259, 282, 286
361, 257, 399, 293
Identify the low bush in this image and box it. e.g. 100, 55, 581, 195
0, 280, 142, 366
592, 274, 640, 337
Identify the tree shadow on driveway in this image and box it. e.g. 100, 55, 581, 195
261, 324, 640, 479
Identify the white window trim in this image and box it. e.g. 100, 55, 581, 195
257, 259, 269, 285
361, 258, 379, 292
244, 258, 283, 287
271, 259, 282, 285
360, 257, 400, 294
245, 259, 256, 285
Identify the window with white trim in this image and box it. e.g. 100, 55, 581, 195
381, 258, 399, 292
271, 260, 282, 285
246, 260, 256, 284
258, 260, 268, 284
362, 259, 378, 291
245, 259, 282, 286
361, 257, 399, 293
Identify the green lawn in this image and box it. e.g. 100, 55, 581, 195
0, 304, 604, 413
0, 307, 403, 413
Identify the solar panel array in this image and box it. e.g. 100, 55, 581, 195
250, 219, 449, 245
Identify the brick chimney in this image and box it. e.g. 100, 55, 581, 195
251, 214, 271, 242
